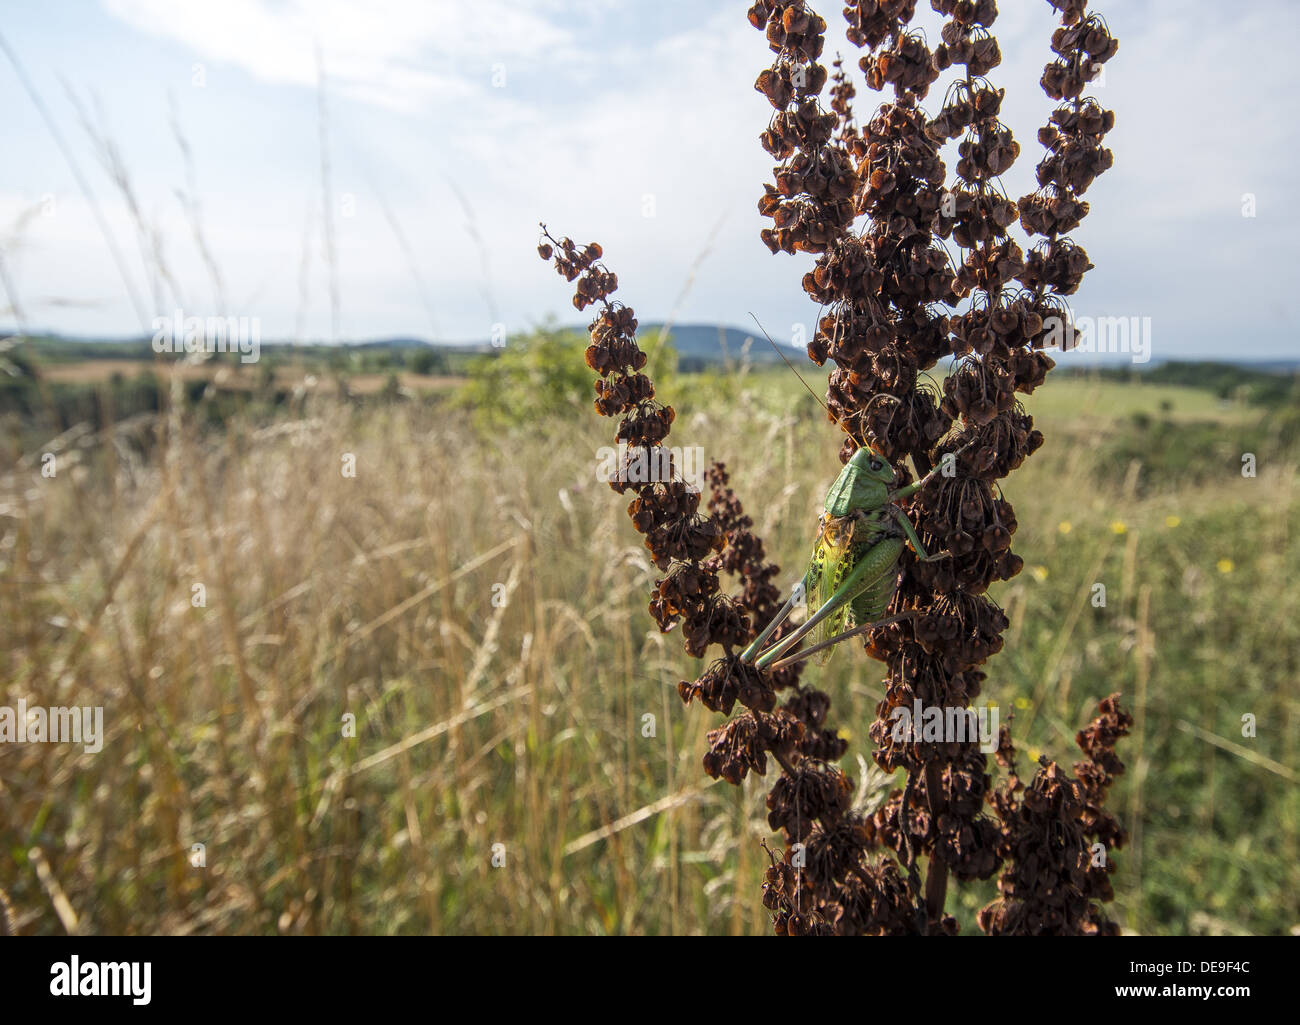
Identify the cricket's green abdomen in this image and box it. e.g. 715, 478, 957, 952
807, 529, 903, 661
850, 551, 901, 625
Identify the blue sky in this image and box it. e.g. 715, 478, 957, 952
1, 0, 1297, 362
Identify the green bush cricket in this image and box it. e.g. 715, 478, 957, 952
740, 317, 953, 672
739, 443, 949, 671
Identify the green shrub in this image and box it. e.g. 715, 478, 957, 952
456, 323, 675, 430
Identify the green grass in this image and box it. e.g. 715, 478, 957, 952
0, 369, 1295, 935
1022, 377, 1251, 421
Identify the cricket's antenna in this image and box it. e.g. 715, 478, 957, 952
748, 312, 870, 450
749, 312, 833, 417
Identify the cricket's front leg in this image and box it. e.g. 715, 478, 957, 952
887, 461, 942, 503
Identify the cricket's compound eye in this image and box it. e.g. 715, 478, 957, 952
869, 458, 883, 472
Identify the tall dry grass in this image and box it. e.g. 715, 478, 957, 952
0, 375, 1296, 934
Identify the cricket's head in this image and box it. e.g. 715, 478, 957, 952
824, 445, 894, 516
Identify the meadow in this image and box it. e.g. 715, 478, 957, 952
0, 344, 1296, 935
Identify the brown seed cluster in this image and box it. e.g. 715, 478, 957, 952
828, 56, 860, 148
1021, 8, 1116, 308
539, 227, 731, 659
761, 843, 834, 935
704, 709, 804, 784
978, 694, 1131, 935
704, 463, 782, 626
1072, 693, 1133, 854
933, 1, 1002, 77
804, 93, 957, 466
703, 462, 806, 696
739, 0, 1124, 935
751, 2, 856, 254
766, 761, 855, 842
761, 831, 935, 936
539, 227, 867, 906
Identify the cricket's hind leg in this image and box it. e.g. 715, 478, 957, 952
754, 537, 904, 671
739, 573, 809, 664
758, 576, 904, 673
762, 610, 918, 672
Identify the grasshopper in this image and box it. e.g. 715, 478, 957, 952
739, 444, 947, 672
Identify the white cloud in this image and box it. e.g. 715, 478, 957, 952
102, 0, 576, 110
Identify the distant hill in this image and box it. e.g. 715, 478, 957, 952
352, 336, 497, 352
429, 322, 810, 367
632, 323, 811, 368
351, 337, 434, 349
389, 322, 811, 368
